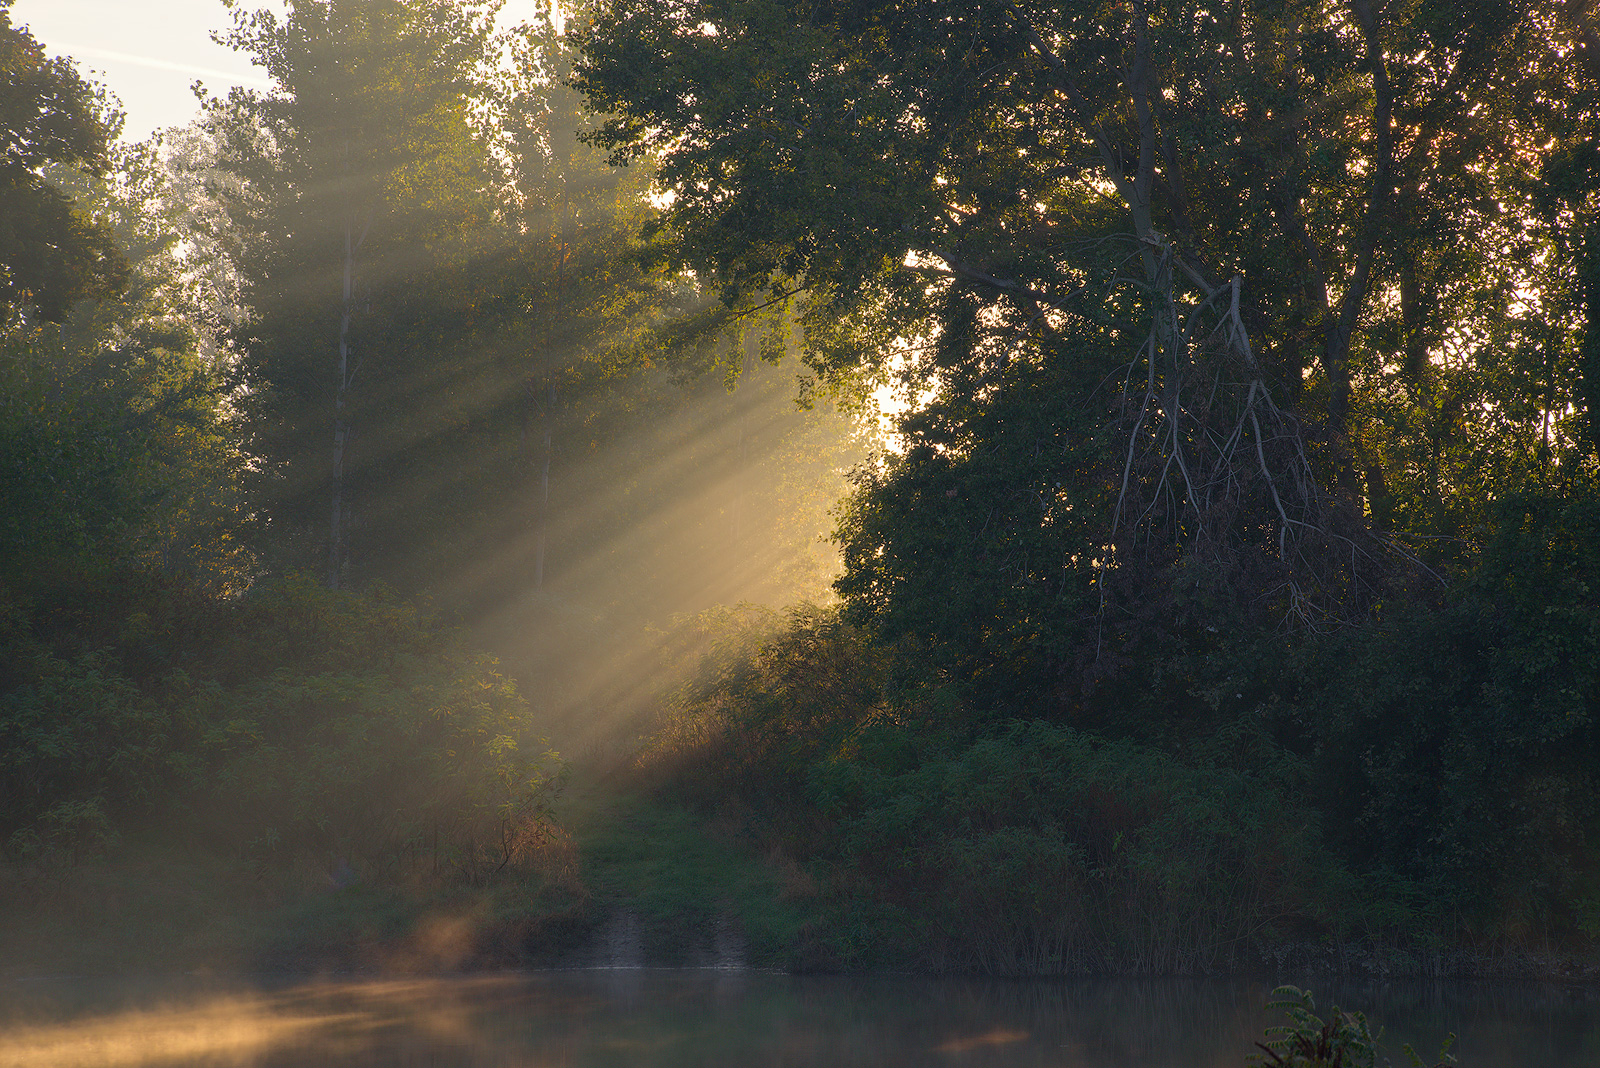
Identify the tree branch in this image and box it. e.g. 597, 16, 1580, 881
1337, 0, 1394, 355
921, 249, 1085, 315
997, 1, 1144, 217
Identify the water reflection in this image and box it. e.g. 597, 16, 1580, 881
1, 970, 1596, 1067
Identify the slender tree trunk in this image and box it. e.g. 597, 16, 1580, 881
732, 423, 746, 550
535, 380, 554, 590
557, 167, 571, 300
1581, 220, 1600, 455
330, 136, 371, 589
531, 140, 574, 590
330, 215, 355, 589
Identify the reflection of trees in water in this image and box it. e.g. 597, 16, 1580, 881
2, 974, 1596, 1067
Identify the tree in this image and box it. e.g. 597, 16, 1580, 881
575, 0, 1600, 961
576, 0, 1577, 641
211, 0, 504, 587
495, 0, 660, 594
1536, 1, 1600, 459
0, 124, 253, 597
0, 4, 127, 322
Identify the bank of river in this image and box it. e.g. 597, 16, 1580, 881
1, 970, 1597, 1067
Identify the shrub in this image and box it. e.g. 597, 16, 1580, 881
1250, 986, 1454, 1068
0, 573, 564, 875
812, 720, 1328, 973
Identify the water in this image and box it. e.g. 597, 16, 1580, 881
1, 969, 1596, 1067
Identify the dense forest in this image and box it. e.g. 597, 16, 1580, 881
3, 0, 1600, 978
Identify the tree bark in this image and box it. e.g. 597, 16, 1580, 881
330, 139, 372, 590
329, 215, 355, 589
532, 379, 555, 591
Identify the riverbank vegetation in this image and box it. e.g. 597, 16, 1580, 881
3, 0, 1600, 978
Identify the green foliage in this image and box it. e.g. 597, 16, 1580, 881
1251, 986, 1455, 1068
651, 603, 887, 806
812, 719, 1325, 973
568, 786, 817, 967
208, 0, 507, 581
196, 0, 865, 626
573, 0, 1600, 646
1269, 483, 1600, 941
195, 578, 565, 871
649, 604, 1337, 973
834, 317, 1118, 700
0, 573, 563, 873
9, 0, 1600, 980
0, 296, 250, 592
648, 500, 1600, 967
0, 120, 254, 594
576, 0, 1583, 481
2, 0, 855, 974
0, 6, 128, 321
580, 0, 1600, 971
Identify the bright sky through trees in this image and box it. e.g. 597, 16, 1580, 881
10, 0, 545, 141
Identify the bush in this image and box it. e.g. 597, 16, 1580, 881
648, 604, 1337, 973
812, 720, 1328, 973
1250, 986, 1454, 1068
0, 572, 564, 876
648, 602, 886, 812
1270, 487, 1600, 943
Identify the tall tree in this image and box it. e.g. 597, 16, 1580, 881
0, 3, 127, 322
498, 0, 647, 593
576, 0, 1571, 638
1, 135, 251, 594
1539, 0, 1600, 459
211, 0, 502, 586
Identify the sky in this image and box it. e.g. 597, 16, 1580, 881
11, 0, 546, 143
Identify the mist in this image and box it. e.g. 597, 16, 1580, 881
8, 0, 1600, 1039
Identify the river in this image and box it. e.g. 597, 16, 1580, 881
1, 970, 1596, 1066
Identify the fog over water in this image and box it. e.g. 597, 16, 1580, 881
2, 972, 1597, 1067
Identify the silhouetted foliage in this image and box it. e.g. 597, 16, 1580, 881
0, 6, 128, 321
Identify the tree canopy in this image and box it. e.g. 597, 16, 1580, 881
0, 4, 127, 321
579, 0, 1600, 962
576, 0, 1599, 637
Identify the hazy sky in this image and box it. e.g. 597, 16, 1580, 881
12, 0, 546, 143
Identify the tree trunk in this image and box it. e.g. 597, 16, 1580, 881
329, 138, 371, 590
1582, 219, 1600, 455
329, 214, 356, 589
536, 381, 553, 590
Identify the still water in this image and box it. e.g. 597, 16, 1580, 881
1, 969, 1597, 1067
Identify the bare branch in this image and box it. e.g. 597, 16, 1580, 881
919, 249, 1087, 315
